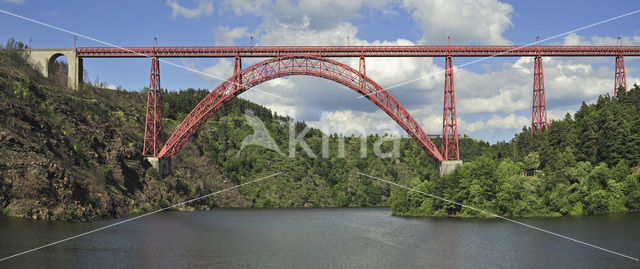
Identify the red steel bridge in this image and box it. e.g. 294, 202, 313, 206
73, 45, 637, 168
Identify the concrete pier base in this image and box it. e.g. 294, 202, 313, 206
439, 160, 463, 176
146, 157, 171, 178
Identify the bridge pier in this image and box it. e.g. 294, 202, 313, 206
531, 54, 548, 135
146, 157, 170, 178
614, 54, 627, 97
442, 55, 460, 160
439, 160, 463, 176
143, 57, 164, 157
27, 49, 83, 90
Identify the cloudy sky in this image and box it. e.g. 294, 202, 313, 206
1, 0, 639, 143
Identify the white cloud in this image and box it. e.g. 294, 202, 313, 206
303, 108, 530, 137
265, 104, 298, 119
402, 0, 514, 45
201, 58, 233, 83
2, 0, 24, 4
457, 114, 528, 133
219, 0, 271, 16
258, 21, 359, 46
222, 0, 512, 44
562, 32, 640, 46
166, 0, 214, 19
420, 114, 444, 135
191, 2, 640, 142
307, 110, 403, 136
208, 0, 523, 128
460, 118, 485, 133
563, 33, 589, 46
214, 26, 250, 46
484, 114, 528, 132
458, 89, 528, 113
196, 1, 519, 138
221, 0, 392, 30
547, 109, 575, 121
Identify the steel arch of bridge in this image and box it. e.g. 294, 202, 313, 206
156, 55, 444, 162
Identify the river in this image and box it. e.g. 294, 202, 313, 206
0, 208, 638, 268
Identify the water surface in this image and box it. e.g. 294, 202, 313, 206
0, 208, 638, 268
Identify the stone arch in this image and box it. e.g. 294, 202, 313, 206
47, 53, 69, 84
26, 49, 82, 89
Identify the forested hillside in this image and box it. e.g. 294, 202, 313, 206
0, 43, 255, 221
161, 87, 495, 208
393, 86, 640, 217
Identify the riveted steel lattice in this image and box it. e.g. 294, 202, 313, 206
531, 55, 548, 135
442, 56, 459, 160
143, 57, 163, 156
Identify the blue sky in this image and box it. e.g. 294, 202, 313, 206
1, 0, 639, 143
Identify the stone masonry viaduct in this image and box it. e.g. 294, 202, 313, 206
27, 48, 83, 90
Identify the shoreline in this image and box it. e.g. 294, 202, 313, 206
3, 206, 638, 223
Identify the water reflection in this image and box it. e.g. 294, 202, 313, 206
0, 209, 638, 268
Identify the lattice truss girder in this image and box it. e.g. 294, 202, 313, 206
77, 45, 640, 58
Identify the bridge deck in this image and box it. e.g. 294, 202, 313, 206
75, 45, 640, 58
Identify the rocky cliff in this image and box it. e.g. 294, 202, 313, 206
0, 51, 248, 221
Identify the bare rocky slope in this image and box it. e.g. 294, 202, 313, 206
0, 52, 248, 221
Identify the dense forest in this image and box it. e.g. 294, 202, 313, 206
393, 86, 640, 217
1, 38, 638, 221
163, 88, 428, 207
161, 88, 500, 208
